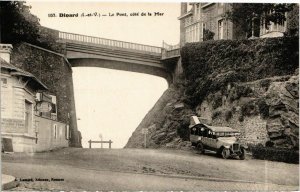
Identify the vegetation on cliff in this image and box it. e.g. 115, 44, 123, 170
0, 1, 62, 52
127, 36, 299, 163
0, 1, 40, 44
181, 36, 299, 107
225, 3, 298, 38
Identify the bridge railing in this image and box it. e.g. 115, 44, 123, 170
162, 41, 180, 51
59, 31, 162, 54
161, 41, 180, 59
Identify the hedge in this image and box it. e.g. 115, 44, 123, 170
181, 36, 299, 107
251, 145, 299, 164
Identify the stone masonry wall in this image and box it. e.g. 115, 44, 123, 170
212, 114, 269, 145
10, 43, 80, 147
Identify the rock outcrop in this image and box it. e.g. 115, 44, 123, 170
265, 73, 299, 149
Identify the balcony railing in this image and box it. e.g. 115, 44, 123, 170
59, 31, 162, 54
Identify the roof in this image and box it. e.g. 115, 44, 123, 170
0, 57, 48, 90
190, 123, 239, 133
178, 10, 193, 20
204, 124, 240, 133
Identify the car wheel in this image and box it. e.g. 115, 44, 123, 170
197, 142, 205, 154
221, 148, 230, 159
239, 148, 245, 160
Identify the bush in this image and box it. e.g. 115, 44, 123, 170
225, 110, 233, 121
265, 141, 275, 147
259, 79, 271, 89
238, 115, 244, 122
251, 145, 299, 164
176, 126, 190, 141
229, 85, 253, 102
181, 36, 299, 107
241, 101, 258, 117
212, 93, 223, 109
212, 111, 222, 120
176, 118, 190, 141
203, 29, 215, 41
258, 99, 269, 118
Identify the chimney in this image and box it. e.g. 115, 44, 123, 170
0, 44, 13, 63
181, 2, 187, 15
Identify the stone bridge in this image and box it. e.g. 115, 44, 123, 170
19, 28, 182, 147
58, 31, 180, 84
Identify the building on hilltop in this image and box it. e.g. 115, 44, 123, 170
177, 3, 295, 47
1, 44, 69, 152
178, 3, 234, 45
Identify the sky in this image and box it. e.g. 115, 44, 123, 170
28, 2, 179, 148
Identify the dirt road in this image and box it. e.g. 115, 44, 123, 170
2, 148, 299, 190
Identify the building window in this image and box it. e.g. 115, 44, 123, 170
196, 4, 200, 20
186, 24, 200, 43
1, 78, 7, 87
25, 100, 33, 132
65, 125, 70, 140
185, 28, 189, 43
196, 23, 200, 42
201, 23, 207, 40
53, 124, 57, 139
185, 18, 189, 27
218, 20, 224, 39
59, 126, 63, 137
34, 121, 39, 133
192, 25, 195, 42
50, 95, 57, 120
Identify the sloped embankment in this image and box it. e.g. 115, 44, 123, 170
125, 79, 193, 149
126, 36, 299, 150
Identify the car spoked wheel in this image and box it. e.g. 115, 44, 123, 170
239, 148, 245, 160
221, 148, 230, 159
197, 142, 205, 154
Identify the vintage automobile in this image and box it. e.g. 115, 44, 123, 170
189, 117, 247, 159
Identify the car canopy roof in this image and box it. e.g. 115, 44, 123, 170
204, 124, 240, 133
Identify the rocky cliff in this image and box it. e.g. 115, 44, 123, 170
126, 77, 194, 149
265, 72, 299, 148
126, 36, 299, 150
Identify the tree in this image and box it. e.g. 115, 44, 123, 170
286, 4, 299, 36
224, 3, 294, 38
0, 1, 41, 44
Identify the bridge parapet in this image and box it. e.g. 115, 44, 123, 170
161, 41, 180, 59
59, 31, 162, 56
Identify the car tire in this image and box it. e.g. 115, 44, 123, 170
239, 148, 245, 160
221, 148, 230, 159
197, 142, 205, 154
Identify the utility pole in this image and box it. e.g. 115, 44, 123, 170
142, 128, 148, 148
99, 134, 103, 148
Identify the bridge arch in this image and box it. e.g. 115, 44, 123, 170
59, 32, 173, 84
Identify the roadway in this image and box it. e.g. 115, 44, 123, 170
2, 148, 299, 191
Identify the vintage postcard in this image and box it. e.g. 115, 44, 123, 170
1, 1, 299, 191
